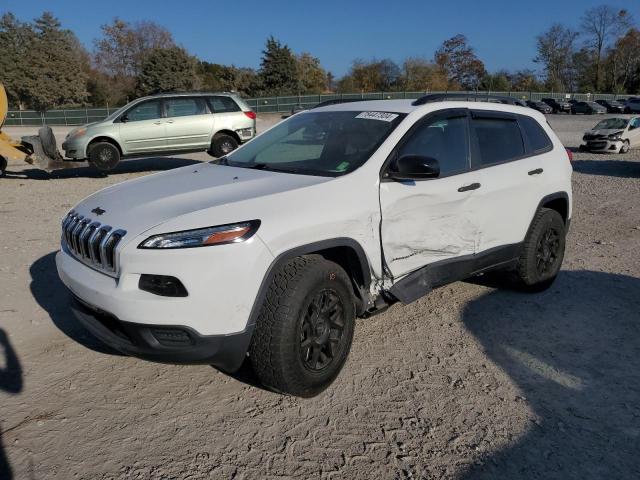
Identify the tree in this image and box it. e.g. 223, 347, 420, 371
339, 59, 401, 92
197, 62, 260, 96
434, 35, 486, 89
136, 46, 198, 95
580, 5, 632, 91
605, 28, 640, 93
259, 36, 298, 95
401, 57, 448, 91
25, 12, 88, 110
295, 52, 326, 94
0, 13, 33, 109
534, 24, 578, 91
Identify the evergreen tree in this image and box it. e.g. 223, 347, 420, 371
25, 12, 88, 111
0, 13, 34, 109
136, 46, 198, 95
259, 36, 298, 95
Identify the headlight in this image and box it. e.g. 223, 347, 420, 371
138, 220, 260, 249
608, 132, 623, 140
67, 128, 87, 139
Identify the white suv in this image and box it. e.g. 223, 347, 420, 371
56, 95, 572, 397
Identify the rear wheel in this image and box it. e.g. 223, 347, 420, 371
209, 133, 238, 158
88, 142, 120, 171
513, 208, 566, 292
249, 255, 355, 397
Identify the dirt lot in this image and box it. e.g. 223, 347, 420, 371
1, 114, 639, 479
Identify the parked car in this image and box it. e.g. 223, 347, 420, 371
541, 98, 572, 114
581, 116, 640, 153
571, 101, 607, 115
595, 99, 626, 113
62, 92, 257, 171
56, 97, 572, 397
526, 100, 553, 114
625, 97, 640, 114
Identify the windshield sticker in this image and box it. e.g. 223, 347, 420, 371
356, 111, 399, 122
336, 161, 350, 171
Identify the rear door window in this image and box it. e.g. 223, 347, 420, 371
165, 97, 208, 117
209, 96, 241, 113
518, 115, 553, 153
470, 113, 525, 166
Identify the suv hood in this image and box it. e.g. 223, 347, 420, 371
71, 163, 330, 236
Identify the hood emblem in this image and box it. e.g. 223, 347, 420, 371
91, 207, 106, 216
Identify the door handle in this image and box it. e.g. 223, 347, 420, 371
458, 182, 481, 192
166, 120, 174, 124
153, 121, 162, 125
528, 168, 544, 175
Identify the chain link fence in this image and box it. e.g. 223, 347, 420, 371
4, 91, 633, 126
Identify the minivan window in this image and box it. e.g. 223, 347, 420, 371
125, 100, 161, 122
519, 115, 553, 152
209, 96, 241, 113
165, 97, 207, 117
398, 114, 469, 176
472, 116, 525, 165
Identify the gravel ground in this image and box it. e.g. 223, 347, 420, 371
1, 114, 639, 479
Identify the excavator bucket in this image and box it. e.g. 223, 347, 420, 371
0, 83, 79, 174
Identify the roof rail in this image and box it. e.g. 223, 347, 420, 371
312, 98, 368, 109
412, 93, 524, 106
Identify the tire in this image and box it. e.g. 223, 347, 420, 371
514, 208, 566, 292
249, 255, 356, 397
38, 126, 61, 160
209, 133, 238, 158
0, 156, 6, 177
621, 140, 630, 154
88, 142, 120, 171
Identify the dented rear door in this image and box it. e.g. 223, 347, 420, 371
379, 109, 481, 279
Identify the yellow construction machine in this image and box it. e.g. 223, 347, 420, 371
0, 83, 68, 176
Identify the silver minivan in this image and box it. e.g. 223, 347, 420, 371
62, 92, 256, 170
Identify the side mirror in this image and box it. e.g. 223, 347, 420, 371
120, 114, 129, 123
387, 154, 440, 180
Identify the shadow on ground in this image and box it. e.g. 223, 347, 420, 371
29, 252, 122, 356
461, 270, 640, 479
0, 328, 23, 479
571, 158, 640, 178
3, 156, 201, 180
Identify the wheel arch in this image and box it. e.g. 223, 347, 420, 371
87, 136, 123, 157
538, 192, 570, 225
248, 238, 373, 326
213, 129, 241, 144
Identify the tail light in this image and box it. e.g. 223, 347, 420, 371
565, 148, 573, 162
244, 111, 256, 120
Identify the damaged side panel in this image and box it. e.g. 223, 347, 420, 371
379, 174, 482, 280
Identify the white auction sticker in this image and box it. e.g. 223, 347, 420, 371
355, 111, 399, 122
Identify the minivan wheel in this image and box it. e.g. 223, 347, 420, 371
88, 142, 120, 171
210, 133, 238, 158
249, 255, 355, 397
514, 208, 566, 292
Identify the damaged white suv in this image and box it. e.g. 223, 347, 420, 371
56, 94, 572, 397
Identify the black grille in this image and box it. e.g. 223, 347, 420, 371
62, 210, 126, 276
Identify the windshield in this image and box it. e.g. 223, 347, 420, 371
218, 110, 405, 176
594, 118, 629, 130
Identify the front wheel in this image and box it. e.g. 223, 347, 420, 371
514, 208, 566, 292
249, 255, 355, 397
621, 140, 630, 154
88, 142, 120, 171
209, 133, 238, 158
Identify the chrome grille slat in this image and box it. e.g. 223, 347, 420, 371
61, 210, 125, 276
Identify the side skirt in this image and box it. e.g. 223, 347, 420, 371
388, 243, 522, 304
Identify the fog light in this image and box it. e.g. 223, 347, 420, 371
139, 274, 188, 297
151, 327, 193, 346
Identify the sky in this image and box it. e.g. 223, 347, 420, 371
2, 0, 639, 77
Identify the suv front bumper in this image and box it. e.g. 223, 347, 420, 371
70, 296, 252, 371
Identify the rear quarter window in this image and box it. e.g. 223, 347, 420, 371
209, 96, 241, 113
471, 116, 525, 165
518, 115, 553, 153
